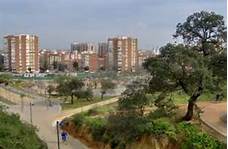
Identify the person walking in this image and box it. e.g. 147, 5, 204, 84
61, 131, 68, 144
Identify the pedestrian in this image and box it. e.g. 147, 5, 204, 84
61, 131, 68, 143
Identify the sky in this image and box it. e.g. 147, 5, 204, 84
0, 0, 226, 50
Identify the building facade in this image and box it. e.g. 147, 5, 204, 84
40, 49, 74, 71
108, 36, 137, 73
98, 42, 108, 70
80, 51, 98, 72
71, 42, 96, 53
3, 34, 39, 73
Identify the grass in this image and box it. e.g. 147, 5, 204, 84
0, 108, 47, 149
61, 96, 116, 110
147, 90, 226, 105
87, 103, 118, 116
0, 96, 15, 105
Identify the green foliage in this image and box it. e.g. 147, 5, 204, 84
137, 118, 177, 139
73, 61, 79, 71
0, 74, 12, 85
47, 85, 55, 96
39, 58, 49, 72
72, 113, 107, 141
100, 79, 116, 99
177, 122, 226, 149
144, 11, 227, 120
119, 80, 151, 116
88, 118, 107, 141
174, 11, 226, 56
55, 76, 84, 104
104, 114, 177, 148
72, 113, 87, 128
66, 11, 227, 148
79, 88, 93, 101
70, 107, 225, 149
0, 107, 47, 149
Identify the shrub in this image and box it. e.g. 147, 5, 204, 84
177, 122, 226, 149
136, 118, 176, 139
72, 113, 87, 128
89, 118, 107, 141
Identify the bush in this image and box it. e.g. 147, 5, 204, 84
177, 122, 226, 149
72, 113, 107, 141
72, 113, 87, 128
136, 118, 176, 140
88, 118, 107, 141
150, 118, 176, 139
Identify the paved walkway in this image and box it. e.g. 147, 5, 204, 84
200, 102, 227, 138
55, 97, 119, 122
1, 85, 120, 149
7, 102, 88, 149
0, 85, 87, 149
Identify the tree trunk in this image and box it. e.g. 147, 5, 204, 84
101, 93, 104, 100
183, 88, 202, 121
71, 94, 74, 104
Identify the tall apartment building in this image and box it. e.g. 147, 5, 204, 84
71, 42, 96, 53
108, 36, 137, 73
70, 42, 98, 72
80, 51, 97, 72
98, 42, 108, 57
98, 42, 108, 70
3, 34, 39, 73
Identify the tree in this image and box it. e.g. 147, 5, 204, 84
73, 61, 79, 71
174, 11, 226, 120
144, 42, 226, 121
47, 85, 55, 97
40, 59, 49, 72
119, 80, 150, 116
100, 79, 116, 100
79, 88, 93, 101
56, 76, 84, 104
28, 67, 32, 73
57, 63, 67, 72
174, 11, 226, 56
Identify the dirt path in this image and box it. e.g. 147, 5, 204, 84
200, 102, 227, 138
54, 97, 119, 122
179, 101, 227, 141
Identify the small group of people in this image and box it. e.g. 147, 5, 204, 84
59, 120, 68, 143
61, 131, 68, 143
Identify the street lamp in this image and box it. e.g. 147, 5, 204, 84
56, 121, 60, 149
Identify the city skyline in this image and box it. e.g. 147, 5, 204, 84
0, 0, 226, 50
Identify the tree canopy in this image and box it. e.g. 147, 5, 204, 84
174, 11, 226, 56
56, 76, 84, 104
100, 79, 116, 100
144, 11, 226, 120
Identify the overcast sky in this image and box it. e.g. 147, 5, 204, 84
0, 0, 226, 50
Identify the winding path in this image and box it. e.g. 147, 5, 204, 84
1, 85, 120, 149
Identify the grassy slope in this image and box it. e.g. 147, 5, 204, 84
0, 107, 47, 149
